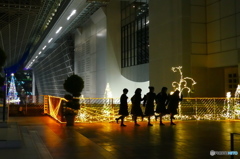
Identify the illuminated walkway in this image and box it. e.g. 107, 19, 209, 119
2, 116, 240, 159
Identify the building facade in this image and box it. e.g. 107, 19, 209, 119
33, 0, 240, 98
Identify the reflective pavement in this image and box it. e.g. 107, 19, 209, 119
2, 116, 240, 159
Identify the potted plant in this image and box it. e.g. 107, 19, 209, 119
63, 74, 84, 126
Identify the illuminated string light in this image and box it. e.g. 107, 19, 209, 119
222, 92, 233, 118
101, 83, 113, 120
48, 96, 62, 119
7, 74, 20, 104
234, 85, 240, 118
76, 95, 88, 122
171, 66, 197, 118
171, 66, 197, 94
46, 97, 240, 123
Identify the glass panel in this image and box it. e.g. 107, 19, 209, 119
121, 0, 149, 68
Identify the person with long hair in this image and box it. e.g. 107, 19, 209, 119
155, 87, 169, 125
143, 86, 157, 126
116, 88, 129, 126
131, 88, 144, 126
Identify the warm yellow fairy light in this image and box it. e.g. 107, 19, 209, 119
171, 66, 197, 95
226, 92, 231, 99
234, 85, 240, 117
48, 96, 63, 120
171, 66, 196, 118
46, 95, 240, 122
222, 92, 233, 119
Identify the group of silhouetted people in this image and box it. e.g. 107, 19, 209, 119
115, 86, 183, 126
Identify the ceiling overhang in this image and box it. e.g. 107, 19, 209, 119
25, 0, 109, 69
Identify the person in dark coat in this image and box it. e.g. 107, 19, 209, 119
131, 88, 144, 126
116, 88, 129, 126
167, 90, 183, 125
155, 87, 169, 125
143, 86, 156, 126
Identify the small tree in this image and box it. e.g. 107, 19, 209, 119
63, 74, 84, 97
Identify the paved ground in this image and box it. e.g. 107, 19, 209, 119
1, 116, 240, 159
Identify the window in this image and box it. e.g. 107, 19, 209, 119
121, 0, 149, 68
228, 73, 239, 94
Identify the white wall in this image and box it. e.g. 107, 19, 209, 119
74, 5, 149, 98
74, 8, 107, 98
106, 1, 149, 98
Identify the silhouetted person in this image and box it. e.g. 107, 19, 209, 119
143, 86, 156, 126
20, 89, 26, 105
131, 88, 144, 126
155, 87, 169, 125
167, 90, 183, 125
116, 88, 129, 126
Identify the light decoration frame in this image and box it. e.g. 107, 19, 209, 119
171, 66, 197, 95
48, 96, 64, 122
233, 84, 240, 118
7, 73, 20, 104
171, 66, 196, 118
46, 96, 240, 123
222, 92, 234, 119
76, 95, 89, 122
101, 83, 113, 121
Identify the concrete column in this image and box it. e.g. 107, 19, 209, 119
149, 0, 191, 93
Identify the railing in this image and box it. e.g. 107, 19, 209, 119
43, 96, 240, 123
9, 103, 44, 116
7, 96, 44, 116
178, 97, 240, 120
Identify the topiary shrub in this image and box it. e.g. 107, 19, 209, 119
63, 74, 84, 97
63, 74, 84, 115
